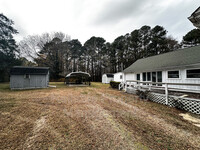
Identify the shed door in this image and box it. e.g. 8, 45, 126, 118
23, 74, 30, 88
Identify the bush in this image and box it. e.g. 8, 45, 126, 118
50, 78, 65, 82
110, 81, 120, 89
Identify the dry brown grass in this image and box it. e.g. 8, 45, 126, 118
0, 82, 200, 150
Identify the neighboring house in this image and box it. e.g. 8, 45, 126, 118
10, 66, 49, 90
123, 46, 200, 90
188, 6, 200, 29
102, 73, 114, 84
114, 72, 124, 82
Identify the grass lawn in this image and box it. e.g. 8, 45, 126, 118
0, 82, 200, 150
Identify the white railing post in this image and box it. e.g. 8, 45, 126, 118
125, 81, 127, 92
138, 82, 141, 90
149, 84, 151, 91
165, 83, 168, 105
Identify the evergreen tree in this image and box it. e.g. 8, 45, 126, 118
68, 39, 83, 72
84, 36, 106, 81
0, 13, 21, 82
35, 37, 63, 79
183, 29, 200, 47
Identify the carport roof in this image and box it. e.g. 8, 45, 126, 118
66, 72, 91, 78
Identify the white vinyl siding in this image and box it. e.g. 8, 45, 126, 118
114, 72, 124, 82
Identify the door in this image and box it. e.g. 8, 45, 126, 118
23, 74, 30, 88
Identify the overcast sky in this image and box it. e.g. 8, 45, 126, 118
0, 0, 199, 44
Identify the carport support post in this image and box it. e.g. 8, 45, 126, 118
165, 83, 168, 105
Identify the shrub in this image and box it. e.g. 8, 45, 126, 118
50, 78, 65, 82
110, 81, 120, 89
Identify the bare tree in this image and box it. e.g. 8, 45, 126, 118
18, 32, 70, 61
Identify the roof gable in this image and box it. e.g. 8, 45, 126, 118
103, 73, 114, 78
190, 6, 200, 17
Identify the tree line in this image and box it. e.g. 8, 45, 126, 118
1, 13, 200, 82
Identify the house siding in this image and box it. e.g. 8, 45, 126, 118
114, 72, 124, 82
163, 69, 200, 90
123, 67, 200, 90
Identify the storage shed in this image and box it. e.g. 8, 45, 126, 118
10, 66, 49, 90
102, 73, 114, 84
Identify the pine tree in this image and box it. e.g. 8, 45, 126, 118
0, 13, 21, 82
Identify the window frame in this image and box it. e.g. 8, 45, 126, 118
142, 72, 147, 81
136, 74, 140, 81
147, 72, 151, 81
167, 70, 180, 79
186, 68, 200, 79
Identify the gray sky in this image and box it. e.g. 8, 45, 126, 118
0, 0, 199, 44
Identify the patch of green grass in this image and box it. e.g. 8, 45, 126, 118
0, 101, 15, 111
135, 142, 149, 150
0, 97, 16, 112
91, 82, 110, 88
49, 82, 68, 88
0, 83, 10, 92
81, 91, 88, 94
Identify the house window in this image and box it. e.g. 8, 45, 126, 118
187, 69, 200, 78
157, 71, 162, 82
137, 74, 140, 80
168, 71, 179, 78
147, 72, 151, 81
152, 72, 156, 82
143, 72, 146, 81
142, 72, 146, 85
120, 75, 123, 79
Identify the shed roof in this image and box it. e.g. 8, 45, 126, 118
10, 66, 49, 75
123, 46, 200, 73
103, 73, 114, 78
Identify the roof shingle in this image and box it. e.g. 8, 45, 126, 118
123, 46, 200, 73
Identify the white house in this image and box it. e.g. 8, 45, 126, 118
114, 72, 124, 82
102, 73, 114, 84
123, 46, 200, 90
188, 6, 200, 29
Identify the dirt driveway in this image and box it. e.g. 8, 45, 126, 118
0, 82, 200, 150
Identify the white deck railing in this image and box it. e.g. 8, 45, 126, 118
121, 80, 200, 114
121, 80, 200, 104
